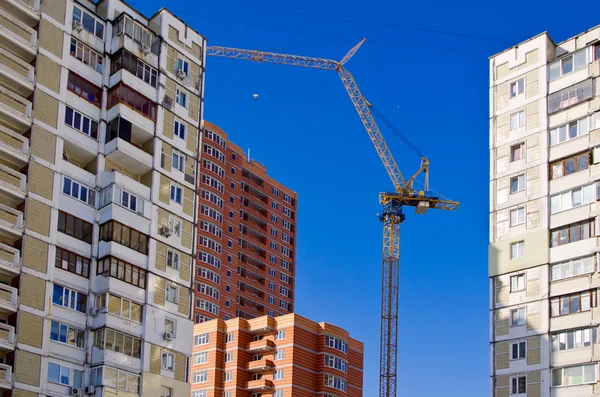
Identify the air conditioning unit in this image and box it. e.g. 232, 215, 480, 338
163, 96, 173, 109
71, 387, 82, 396
164, 332, 174, 341
176, 69, 187, 79
72, 21, 83, 32
84, 386, 96, 395
141, 44, 151, 54
160, 225, 172, 237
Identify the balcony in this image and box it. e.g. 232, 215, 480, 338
0, 244, 20, 275
0, 86, 31, 131
2, 0, 40, 27
0, 204, 22, 244
0, 9, 37, 60
247, 359, 274, 373
0, 164, 26, 205
104, 116, 153, 176
0, 324, 15, 351
247, 379, 274, 391
248, 338, 275, 353
0, 364, 13, 390
0, 48, 34, 96
0, 284, 18, 313
0, 126, 28, 167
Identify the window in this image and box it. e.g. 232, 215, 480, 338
324, 374, 347, 392
96, 293, 143, 322
270, 242, 277, 250
510, 375, 526, 395
274, 392, 283, 397
279, 300, 289, 310
196, 282, 219, 300
252, 374, 262, 381
195, 333, 209, 346
196, 298, 219, 315
192, 391, 207, 397
225, 300, 230, 307
194, 352, 208, 364
64, 106, 99, 139
510, 341, 526, 360
551, 290, 597, 317
92, 367, 139, 393
269, 269, 276, 277
510, 174, 525, 193
550, 116, 592, 146
112, 14, 157, 51
274, 370, 284, 380
272, 215, 278, 223
161, 352, 174, 370
67, 71, 102, 107
281, 260, 291, 271
280, 286, 289, 297
58, 211, 93, 243
270, 255, 277, 264
99, 185, 145, 215
199, 236, 221, 254
224, 352, 233, 362
510, 110, 525, 130
203, 129, 226, 148
55, 247, 90, 278
225, 285, 230, 292
48, 362, 83, 387
107, 83, 157, 120
550, 219, 596, 247
94, 328, 142, 358
268, 310, 274, 317
99, 220, 149, 254
510, 144, 523, 161
166, 285, 178, 303
50, 321, 84, 348
203, 159, 225, 177
269, 283, 275, 291
549, 49, 589, 81
552, 327, 598, 351
548, 79, 594, 114
510, 308, 525, 326
63, 176, 95, 206
202, 174, 225, 194
510, 274, 525, 292
52, 284, 87, 313
203, 144, 226, 163
197, 266, 220, 284
325, 335, 348, 353
510, 208, 524, 227
272, 202, 279, 210
72, 5, 104, 39
324, 354, 348, 373
275, 330, 285, 340
166, 249, 180, 270
510, 241, 524, 259
176, 88, 187, 107
200, 205, 223, 223
69, 38, 103, 73
551, 255, 595, 281
200, 220, 222, 239
552, 364, 597, 386
274, 350, 284, 360
550, 184, 595, 214
177, 57, 190, 77
174, 119, 186, 140
110, 50, 158, 87
510, 78, 524, 98
269, 296, 275, 304
97, 256, 147, 289
226, 333, 234, 343
198, 251, 221, 269
192, 370, 208, 383
551, 152, 589, 179
232, 153, 237, 160
162, 387, 173, 397
170, 184, 183, 205
224, 372, 232, 381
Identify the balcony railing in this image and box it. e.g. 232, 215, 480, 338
0, 164, 26, 195
0, 244, 19, 271
0, 284, 18, 309
248, 338, 275, 352
0, 126, 29, 157
0, 86, 31, 119
0, 324, 16, 348
247, 359, 274, 372
0, 48, 34, 86
247, 379, 274, 391
0, 204, 23, 231
0, 9, 37, 48
0, 364, 12, 388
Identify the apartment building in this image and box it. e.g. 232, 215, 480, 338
489, 26, 600, 397
190, 313, 363, 397
0, 0, 206, 395
194, 121, 298, 324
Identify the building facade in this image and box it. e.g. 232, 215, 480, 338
489, 26, 600, 397
0, 0, 205, 395
194, 121, 297, 324
190, 314, 363, 397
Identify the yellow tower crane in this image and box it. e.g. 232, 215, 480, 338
207, 40, 459, 397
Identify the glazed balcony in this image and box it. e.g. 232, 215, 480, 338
247, 379, 274, 391
0, 164, 26, 205
0, 364, 13, 390
0, 47, 34, 96
0, 85, 32, 132
104, 116, 153, 177
0, 9, 37, 61
247, 359, 274, 373
2, 0, 40, 27
0, 204, 23, 244
0, 244, 20, 275
0, 284, 18, 313
0, 323, 16, 351
0, 126, 28, 167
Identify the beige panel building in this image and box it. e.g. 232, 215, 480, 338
0, 0, 206, 395
490, 26, 600, 397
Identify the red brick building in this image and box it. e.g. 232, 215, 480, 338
194, 121, 298, 323
190, 314, 364, 397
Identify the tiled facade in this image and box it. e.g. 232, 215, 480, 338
0, 0, 206, 395
190, 314, 363, 397
194, 121, 297, 324
489, 25, 600, 397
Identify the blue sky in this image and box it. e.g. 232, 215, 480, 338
131, 0, 599, 395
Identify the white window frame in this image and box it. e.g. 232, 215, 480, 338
224, 371, 232, 382
510, 143, 523, 162
164, 318, 175, 336
63, 176, 96, 206
510, 241, 524, 259
194, 352, 209, 364
510, 274, 525, 292
192, 370, 208, 384
172, 150, 184, 172
510, 174, 525, 194
551, 255, 595, 281
510, 208, 525, 227
510, 340, 526, 360
169, 215, 182, 238
170, 183, 183, 205
274, 350, 284, 360
167, 249, 180, 270
166, 284, 178, 303
174, 119, 186, 140
510, 375, 526, 395
275, 330, 285, 340
176, 88, 188, 108
72, 5, 105, 40
550, 183, 596, 214
226, 332, 234, 343
161, 351, 174, 371
194, 333, 209, 346
273, 369, 284, 380
510, 110, 525, 130
177, 57, 190, 77
510, 307, 526, 326
510, 78, 525, 98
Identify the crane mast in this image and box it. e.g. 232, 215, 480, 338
206, 41, 458, 397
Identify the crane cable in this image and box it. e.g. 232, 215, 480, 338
369, 103, 426, 160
